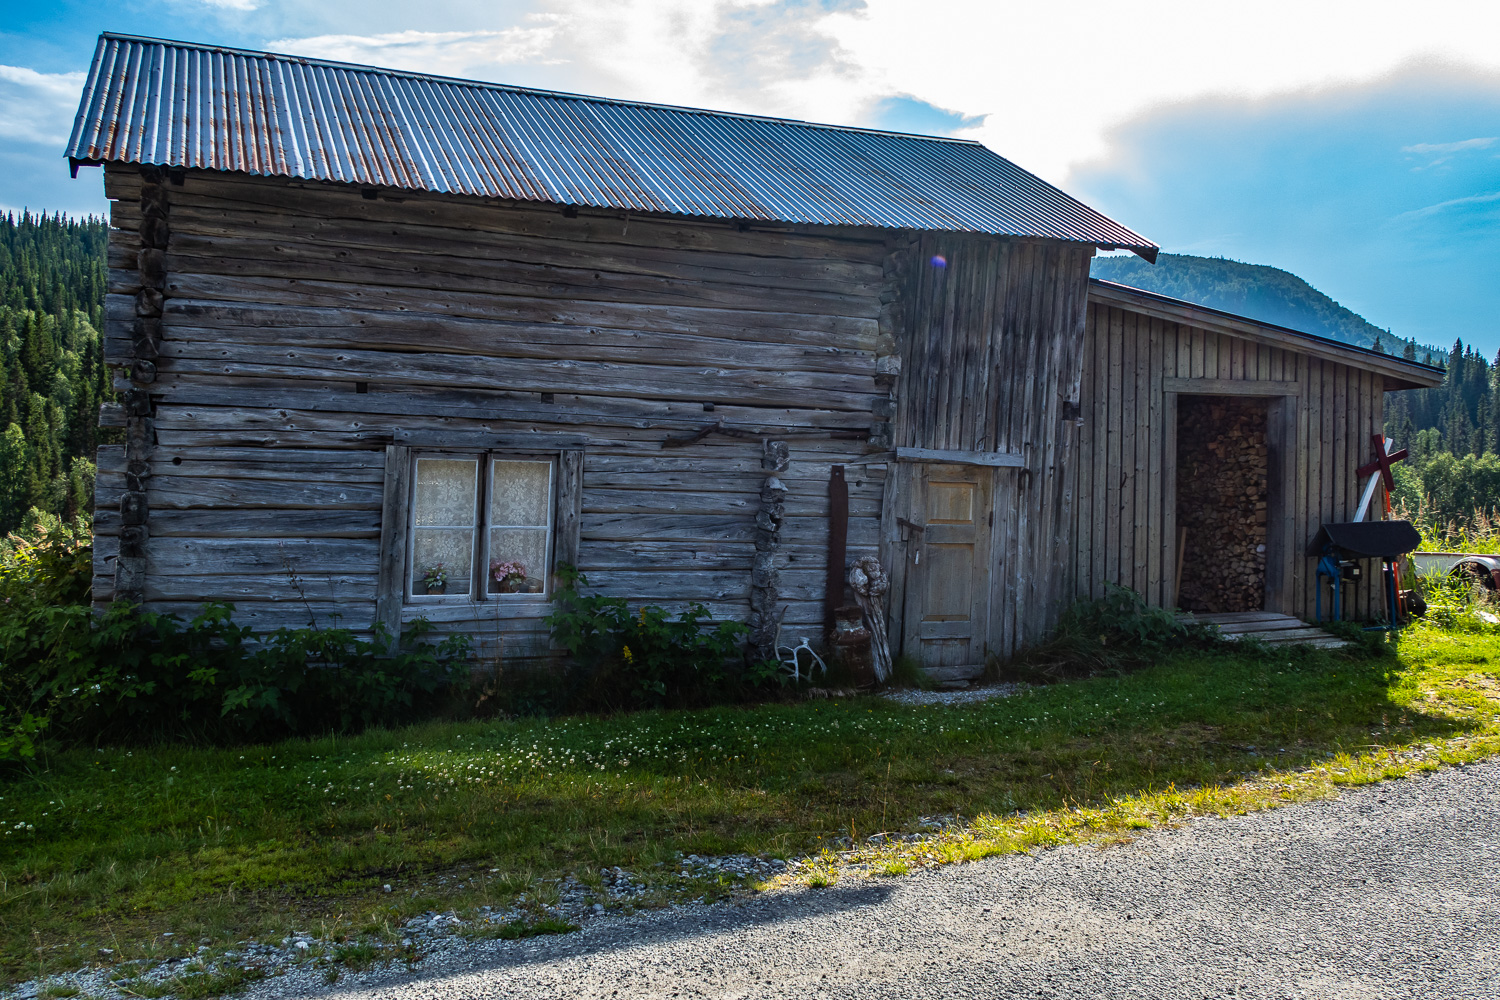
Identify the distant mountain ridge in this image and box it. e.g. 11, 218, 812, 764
1089, 252, 1438, 362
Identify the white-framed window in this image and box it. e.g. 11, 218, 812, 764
407, 453, 555, 602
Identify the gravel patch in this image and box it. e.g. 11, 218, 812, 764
14, 762, 1499, 999
880, 682, 1026, 706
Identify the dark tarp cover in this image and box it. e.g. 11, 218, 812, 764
1306, 521, 1423, 559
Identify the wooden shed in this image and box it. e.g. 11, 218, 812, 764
68, 35, 1442, 684
1076, 280, 1441, 625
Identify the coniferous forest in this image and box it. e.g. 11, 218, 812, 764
0, 218, 1493, 537
1384, 339, 1500, 532
0, 212, 112, 534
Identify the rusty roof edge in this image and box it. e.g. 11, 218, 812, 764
66, 36, 108, 161
92, 157, 1143, 247
1088, 278, 1445, 388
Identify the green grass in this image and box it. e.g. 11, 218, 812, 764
484, 917, 579, 940
116, 967, 265, 1000
3, 624, 1499, 984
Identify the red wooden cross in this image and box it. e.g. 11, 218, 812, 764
1356, 434, 1409, 491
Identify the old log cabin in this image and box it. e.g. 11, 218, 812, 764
68, 34, 1442, 683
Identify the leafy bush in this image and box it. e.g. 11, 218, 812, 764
1003, 583, 1225, 681
0, 516, 470, 760
546, 564, 749, 710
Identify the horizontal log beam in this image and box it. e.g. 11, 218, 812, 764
894, 446, 1026, 468
1163, 377, 1300, 397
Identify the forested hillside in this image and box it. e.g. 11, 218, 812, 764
0, 212, 111, 534
1091, 252, 1437, 361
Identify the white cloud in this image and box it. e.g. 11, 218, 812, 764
1402, 137, 1497, 154
131, 0, 1500, 191
269, 2, 883, 125
195, 0, 261, 9
0, 66, 87, 146
533, 0, 878, 123
268, 21, 565, 77
267, 0, 1500, 189
1394, 189, 1500, 221
818, 0, 1500, 185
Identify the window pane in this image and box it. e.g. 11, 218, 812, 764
488, 527, 548, 595
490, 460, 551, 526
411, 528, 473, 596
414, 458, 478, 527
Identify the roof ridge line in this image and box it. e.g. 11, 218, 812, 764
96, 31, 987, 146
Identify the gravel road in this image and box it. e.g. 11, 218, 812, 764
271, 761, 1500, 999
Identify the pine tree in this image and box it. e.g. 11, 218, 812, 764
0, 423, 27, 529
0, 211, 110, 533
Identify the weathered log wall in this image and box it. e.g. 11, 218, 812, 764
94, 167, 894, 655
1074, 300, 1387, 621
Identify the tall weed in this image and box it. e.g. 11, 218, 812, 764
1392, 495, 1500, 554
1001, 583, 1225, 681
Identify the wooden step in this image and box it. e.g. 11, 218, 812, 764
1225, 627, 1342, 643
1186, 611, 1290, 624
1210, 618, 1329, 635
1177, 611, 1350, 649
923, 663, 985, 686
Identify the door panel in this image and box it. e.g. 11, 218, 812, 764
923, 543, 975, 620
926, 481, 975, 524
901, 464, 993, 682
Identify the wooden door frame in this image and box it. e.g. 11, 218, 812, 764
895, 461, 993, 670
1163, 387, 1298, 614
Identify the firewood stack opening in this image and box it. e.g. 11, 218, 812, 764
1176, 396, 1269, 613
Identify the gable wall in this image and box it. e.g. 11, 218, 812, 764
1074, 300, 1388, 622
94, 166, 893, 656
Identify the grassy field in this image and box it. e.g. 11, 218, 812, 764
4, 622, 1500, 986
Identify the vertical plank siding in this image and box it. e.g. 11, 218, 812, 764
890, 233, 1093, 658
1074, 302, 1389, 621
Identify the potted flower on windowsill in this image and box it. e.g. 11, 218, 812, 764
420, 563, 448, 595
490, 559, 529, 594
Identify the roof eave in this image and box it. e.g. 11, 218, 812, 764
1087, 279, 1445, 390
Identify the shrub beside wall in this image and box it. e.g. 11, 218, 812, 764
0, 513, 470, 761
1, 522, 779, 760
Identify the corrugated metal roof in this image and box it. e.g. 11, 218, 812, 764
67, 33, 1158, 257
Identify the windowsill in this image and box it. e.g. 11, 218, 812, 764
406, 595, 550, 604
401, 596, 553, 622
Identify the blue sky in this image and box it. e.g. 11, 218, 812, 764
1073, 63, 1500, 355
3, 0, 1499, 354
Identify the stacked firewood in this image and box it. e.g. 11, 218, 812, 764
1176, 397, 1269, 613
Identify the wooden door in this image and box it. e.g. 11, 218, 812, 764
901, 464, 993, 682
